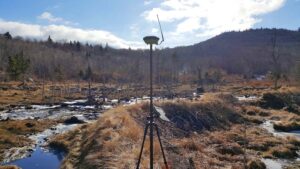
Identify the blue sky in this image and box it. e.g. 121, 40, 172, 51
0, 0, 299, 48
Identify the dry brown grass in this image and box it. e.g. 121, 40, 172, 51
0, 119, 57, 161
264, 146, 298, 159
176, 138, 204, 152
0, 166, 20, 169
0, 119, 56, 135
49, 90, 300, 168
0, 81, 96, 106
286, 136, 300, 146
273, 121, 300, 132
50, 106, 147, 169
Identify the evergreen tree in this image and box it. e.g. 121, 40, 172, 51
104, 43, 109, 51
7, 51, 30, 80
47, 35, 53, 44
76, 41, 81, 51
85, 64, 93, 80
3, 32, 12, 40
99, 44, 103, 51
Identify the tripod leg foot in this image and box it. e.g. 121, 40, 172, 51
154, 124, 169, 169
136, 124, 149, 169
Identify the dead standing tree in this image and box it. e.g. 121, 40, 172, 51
270, 30, 282, 89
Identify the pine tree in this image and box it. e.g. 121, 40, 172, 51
3, 32, 12, 40
47, 35, 53, 44
7, 51, 30, 80
104, 43, 109, 51
76, 41, 81, 51
85, 64, 93, 80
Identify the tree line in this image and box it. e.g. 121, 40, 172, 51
0, 28, 299, 88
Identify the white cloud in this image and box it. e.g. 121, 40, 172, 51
144, 0, 153, 5
143, 0, 286, 45
38, 12, 78, 26
38, 12, 60, 22
130, 24, 140, 39
151, 28, 158, 33
0, 19, 143, 49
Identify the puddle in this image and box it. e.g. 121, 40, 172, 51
31, 105, 61, 110
1, 123, 79, 164
63, 99, 87, 105
261, 120, 300, 138
236, 95, 258, 101
6, 146, 65, 169
1, 123, 78, 168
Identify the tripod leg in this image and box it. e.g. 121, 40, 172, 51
154, 124, 169, 169
136, 124, 149, 169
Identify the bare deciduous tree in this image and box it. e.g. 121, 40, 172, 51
270, 30, 282, 89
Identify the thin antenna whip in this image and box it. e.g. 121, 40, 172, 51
157, 15, 164, 45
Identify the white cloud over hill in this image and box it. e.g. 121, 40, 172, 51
143, 0, 286, 43
0, 19, 143, 49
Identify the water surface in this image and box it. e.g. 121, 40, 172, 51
8, 147, 65, 169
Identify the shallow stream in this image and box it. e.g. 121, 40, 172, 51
261, 120, 300, 169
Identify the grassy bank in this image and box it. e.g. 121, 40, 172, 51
0, 119, 57, 161
46, 93, 291, 168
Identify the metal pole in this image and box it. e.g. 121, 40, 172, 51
136, 36, 168, 169
149, 44, 154, 169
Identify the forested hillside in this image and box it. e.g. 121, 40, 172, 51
0, 28, 299, 85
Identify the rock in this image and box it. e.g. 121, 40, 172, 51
60, 103, 69, 108
25, 122, 35, 128
247, 159, 266, 169
64, 116, 85, 124
34, 117, 40, 120
25, 105, 33, 109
